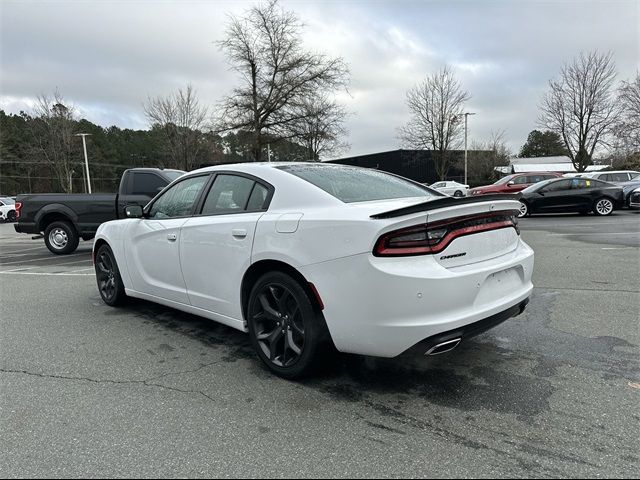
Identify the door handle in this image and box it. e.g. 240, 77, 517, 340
167, 233, 178, 242
232, 228, 248, 238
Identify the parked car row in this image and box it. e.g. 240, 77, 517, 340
432, 169, 639, 217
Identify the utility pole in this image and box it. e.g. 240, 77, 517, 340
76, 133, 92, 193
461, 112, 476, 185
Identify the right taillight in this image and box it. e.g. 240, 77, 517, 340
373, 211, 519, 257
14, 202, 22, 219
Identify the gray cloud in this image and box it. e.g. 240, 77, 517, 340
1, 0, 638, 157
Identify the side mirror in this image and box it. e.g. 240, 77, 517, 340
507, 181, 515, 186
125, 205, 144, 218
538, 190, 546, 196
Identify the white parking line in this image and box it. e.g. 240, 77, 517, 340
66, 267, 95, 274
0, 252, 89, 266
0, 246, 48, 254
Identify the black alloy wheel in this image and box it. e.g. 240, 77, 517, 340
247, 271, 327, 379
454, 190, 464, 198
7, 210, 16, 222
95, 245, 127, 306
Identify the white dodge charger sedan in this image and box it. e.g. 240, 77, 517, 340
93, 163, 534, 378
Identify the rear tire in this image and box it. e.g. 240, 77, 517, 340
453, 190, 464, 198
247, 271, 328, 379
518, 201, 529, 218
94, 244, 128, 306
7, 210, 16, 222
44, 221, 79, 255
593, 197, 614, 216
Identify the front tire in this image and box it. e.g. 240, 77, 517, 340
247, 271, 327, 379
94, 244, 127, 306
44, 221, 79, 255
593, 197, 614, 216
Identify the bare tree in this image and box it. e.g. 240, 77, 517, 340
613, 72, 640, 157
286, 93, 349, 160
215, 0, 349, 161
399, 66, 471, 180
539, 51, 619, 172
144, 84, 208, 170
29, 91, 78, 193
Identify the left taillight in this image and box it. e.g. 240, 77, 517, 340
373, 211, 519, 257
14, 202, 22, 219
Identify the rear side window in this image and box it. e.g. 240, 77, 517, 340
201, 175, 270, 215
280, 165, 437, 203
132, 173, 167, 196
544, 179, 572, 192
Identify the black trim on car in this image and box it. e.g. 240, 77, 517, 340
370, 194, 521, 219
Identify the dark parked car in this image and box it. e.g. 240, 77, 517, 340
469, 172, 562, 196
619, 179, 640, 207
517, 177, 623, 217
14, 168, 183, 254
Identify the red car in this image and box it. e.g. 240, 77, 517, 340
469, 172, 562, 196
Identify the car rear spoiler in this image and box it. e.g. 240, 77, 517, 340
370, 194, 521, 219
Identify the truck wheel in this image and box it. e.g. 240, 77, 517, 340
44, 221, 80, 255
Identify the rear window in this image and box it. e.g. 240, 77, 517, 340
279, 165, 439, 203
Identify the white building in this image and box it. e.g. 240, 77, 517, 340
496, 156, 609, 174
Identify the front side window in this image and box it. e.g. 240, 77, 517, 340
513, 175, 530, 185
201, 174, 268, 215
280, 165, 438, 203
148, 175, 208, 219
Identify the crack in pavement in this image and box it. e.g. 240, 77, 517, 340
0, 361, 223, 404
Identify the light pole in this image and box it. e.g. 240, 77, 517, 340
75, 133, 92, 193
461, 112, 476, 186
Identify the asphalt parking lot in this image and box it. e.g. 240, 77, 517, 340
1, 211, 639, 478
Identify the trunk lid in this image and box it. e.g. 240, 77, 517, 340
370, 195, 522, 268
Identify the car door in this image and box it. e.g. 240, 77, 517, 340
125, 174, 209, 304
535, 179, 573, 211
569, 178, 596, 210
179, 173, 272, 321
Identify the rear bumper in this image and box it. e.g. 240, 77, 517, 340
301, 238, 534, 357
401, 298, 529, 357
14, 222, 40, 234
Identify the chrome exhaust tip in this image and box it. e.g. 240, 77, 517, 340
425, 338, 462, 356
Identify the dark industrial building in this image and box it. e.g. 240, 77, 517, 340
328, 149, 467, 184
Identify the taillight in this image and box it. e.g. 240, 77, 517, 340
14, 202, 22, 219
373, 211, 519, 257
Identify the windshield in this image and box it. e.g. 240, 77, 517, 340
280, 165, 441, 203
493, 175, 516, 185
522, 179, 555, 194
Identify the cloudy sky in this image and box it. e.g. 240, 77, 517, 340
1, 0, 638, 158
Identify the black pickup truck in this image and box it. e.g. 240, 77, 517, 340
14, 168, 184, 254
